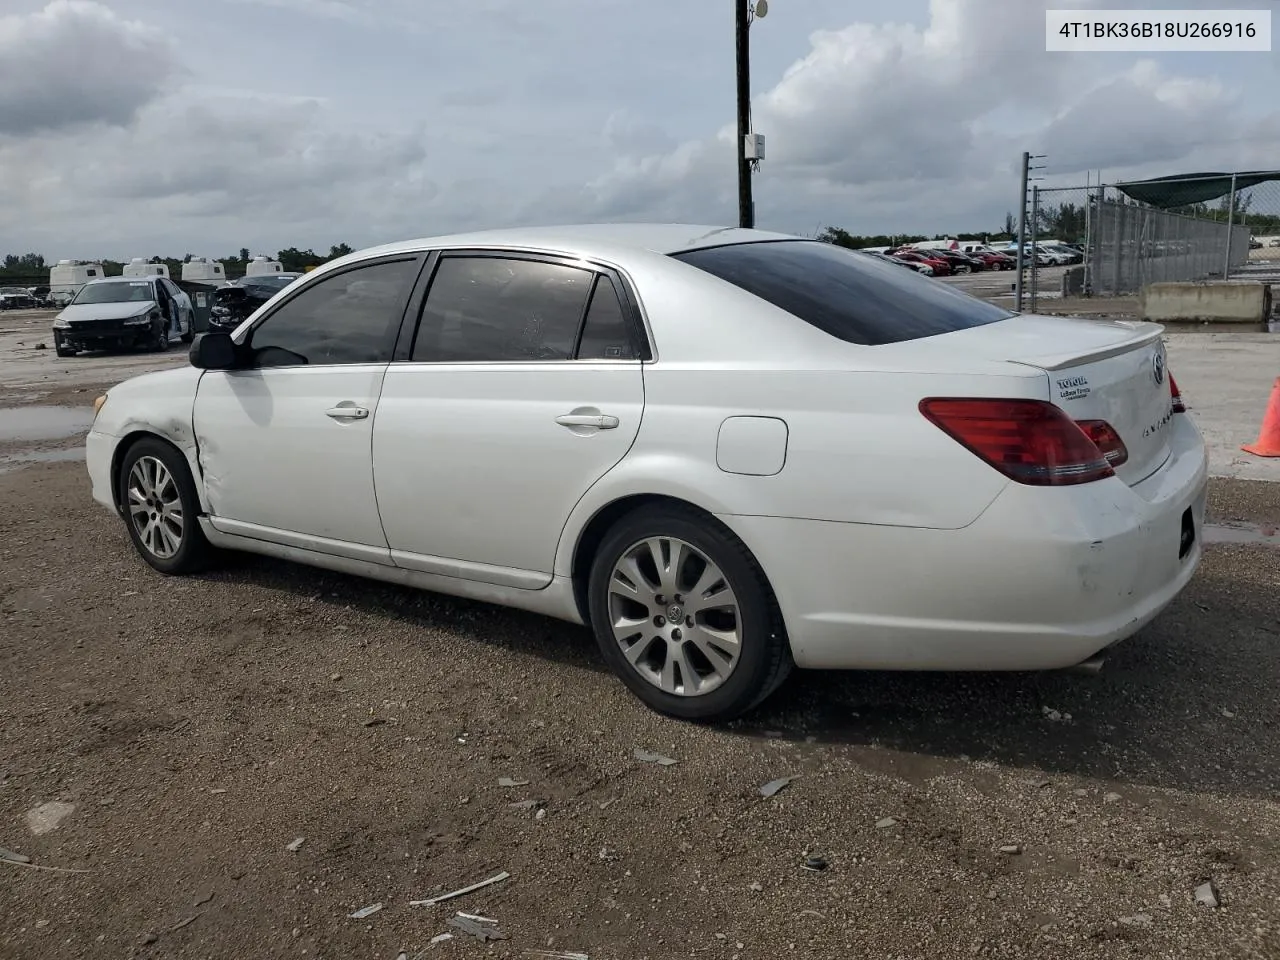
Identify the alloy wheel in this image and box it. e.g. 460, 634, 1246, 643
607, 536, 742, 697
127, 455, 184, 559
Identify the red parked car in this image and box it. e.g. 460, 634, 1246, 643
892, 250, 952, 276
969, 251, 1015, 271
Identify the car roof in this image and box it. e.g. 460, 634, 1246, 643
344, 223, 801, 263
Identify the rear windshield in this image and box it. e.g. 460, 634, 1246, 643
671, 240, 1013, 346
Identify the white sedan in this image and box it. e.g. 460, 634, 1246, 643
85, 225, 1208, 720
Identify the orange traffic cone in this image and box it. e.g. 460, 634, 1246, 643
1242, 377, 1280, 456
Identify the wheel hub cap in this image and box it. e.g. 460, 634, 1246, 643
607, 536, 742, 698
126, 455, 184, 560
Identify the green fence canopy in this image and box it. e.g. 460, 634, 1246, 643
1114, 171, 1280, 209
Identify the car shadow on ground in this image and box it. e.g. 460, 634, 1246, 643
197, 549, 1279, 803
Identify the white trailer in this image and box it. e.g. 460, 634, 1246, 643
244, 256, 285, 278
48, 260, 105, 306
181, 258, 227, 285
123, 258, 170, 279
908, 239, 959, 252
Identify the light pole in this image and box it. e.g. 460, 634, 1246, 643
735, 0, 767, 229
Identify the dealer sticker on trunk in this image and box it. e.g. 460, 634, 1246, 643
1055, 375, 1091, 401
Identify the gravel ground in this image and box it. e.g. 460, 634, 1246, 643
1, 314, 1278, 960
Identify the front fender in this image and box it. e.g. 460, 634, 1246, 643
93, 367, 207, 511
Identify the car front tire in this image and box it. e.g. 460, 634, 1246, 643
117, 437, 214, 575
149, 319, 170, 353
587, 503, 792, 722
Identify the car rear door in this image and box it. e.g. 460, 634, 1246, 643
372, 251, 648, 587
193, 254, 424, 561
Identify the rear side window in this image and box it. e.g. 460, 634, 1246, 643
578, 276, 638, 361
671, 240, 1013, 346
413, 256, 594, 362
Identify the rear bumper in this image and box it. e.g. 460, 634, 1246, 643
722, 414, 1209, 671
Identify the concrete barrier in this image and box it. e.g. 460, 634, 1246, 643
1140, 282, 1272, 324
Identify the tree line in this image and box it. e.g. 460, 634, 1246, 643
0, 244, 356, 286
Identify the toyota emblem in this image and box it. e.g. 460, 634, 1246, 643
1152, 351, 1165, 386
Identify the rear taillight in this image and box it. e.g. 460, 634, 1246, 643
1169, 373, 1186, 413
919, 398, 1116, 486
1077, 420, 1129, 467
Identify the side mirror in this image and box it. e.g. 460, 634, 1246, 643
189, 332, 239, 370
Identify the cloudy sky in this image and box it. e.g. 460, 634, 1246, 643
1, 0, 1277, 260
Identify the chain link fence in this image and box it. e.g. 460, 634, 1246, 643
1020, 175, 1280, 312
1022, 185, 1091, 309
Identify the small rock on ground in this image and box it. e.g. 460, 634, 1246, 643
25, 801, 75, 836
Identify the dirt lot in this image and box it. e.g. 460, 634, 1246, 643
1, 309, 1278, 959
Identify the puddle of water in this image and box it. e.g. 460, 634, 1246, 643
0, 405, 93, 442
0, 446, 86, 475
1202, 521, 1280, 547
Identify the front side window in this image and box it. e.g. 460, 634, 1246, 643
671, 240, 1014, 346
413, 256, 593, 362
247, 258, 417, 367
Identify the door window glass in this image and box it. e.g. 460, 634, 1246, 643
577, 275, 638, 360
414, 256, 593, 362
248, 258, 417, 367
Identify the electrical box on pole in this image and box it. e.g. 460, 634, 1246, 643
744, 133, 765, 161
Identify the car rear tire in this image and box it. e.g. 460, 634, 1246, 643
117, 438, 214, 575
587, 503, 792, 722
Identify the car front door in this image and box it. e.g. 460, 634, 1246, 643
161, 279, 193, 337
193, 254, 424, 562
372, 251, 648, 587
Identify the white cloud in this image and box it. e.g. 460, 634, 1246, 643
0, 0, 180, 135
543, 0, 1280, 235
0, 88, 434, 257
3, 0, 1279, 257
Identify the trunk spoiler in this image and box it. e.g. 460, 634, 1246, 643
1006, 323, 1164, 372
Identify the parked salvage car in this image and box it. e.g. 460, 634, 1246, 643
969, 251, 1015, 271
927, 249, 986, 274
85, 224, 1207, 721
858, 250, 927, 274
892, 250, 952, 276
51, 276, 193, 357
209, 273, 304, 332
0, 286, 37, 309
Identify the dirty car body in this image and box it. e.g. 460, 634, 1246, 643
84, 224, 1209, 720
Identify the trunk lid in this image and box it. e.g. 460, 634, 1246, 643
941, 315, 1175, 485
